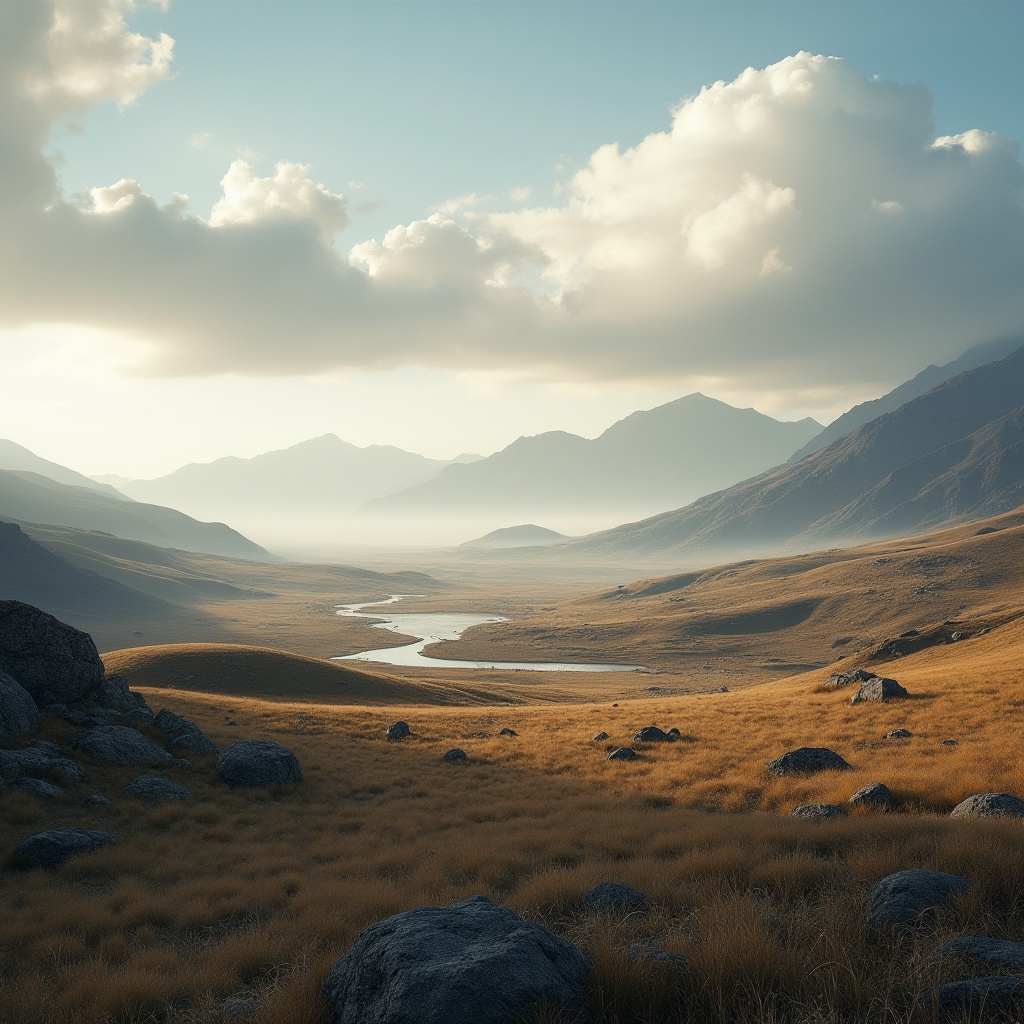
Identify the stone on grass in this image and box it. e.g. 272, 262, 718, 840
865, 869, 971, 927
592, 732, 609, 741
884, 729, 912, 739
16, 827, 116, 869
583, 881, 647, 914
0, 670, 39, 739
849, 783, 893, 809
0, 601, 104, 705
765, 747, 851, 776
91, 676, 148, 714
0, 747, 84, 782
122, 776, 190, 800
918, 977, 1024, 1022
320, 894, 589, 1024
385, 721, 410, 741
633, 725, 673, 743
607, 747, 637, 761
85, 794, 112, 807
153, 709, 218, 755
1, 777, 63, 798
934, 936, 1024, 975
69, 725, 173, 766
442, 748, 467, 762
950, 793, 1024, 820
850, 677, 909, 703
216, 740, 302, 787
942, 739, 959, 746
498, 728, 517, 737
791, 803, 847, 822
823, 668, 874, 689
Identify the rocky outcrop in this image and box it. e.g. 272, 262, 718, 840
850, 677, 909, 703
865, 869, 971, 927
765, 747, 851, 776
0, 670, 39, 739
949, 793, 1024, 819
582, 882, 647, 914
823, 668, 874, 689
320, 895, 589, 1024
153, 709, 217, 755
91, 676, 148, 714
216, 740, 302, 787
16, 827, 116, 869
69, 726, 173, 766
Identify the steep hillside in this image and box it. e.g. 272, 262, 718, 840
0, 438, 127, 497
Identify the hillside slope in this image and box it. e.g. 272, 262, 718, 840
0, 438, 127, 498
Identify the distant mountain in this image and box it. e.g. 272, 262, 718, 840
459, 524, 570, 550
0, 439, 127, 498
0, 469, 278, 561
360, 395, 821, 527
572, 345, 1024, 560
791, 336, 1024, 462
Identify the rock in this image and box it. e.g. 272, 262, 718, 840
31, 739, 59, 753
69, 725, 173, 766
225, 719, 238, 727
85, 794, 112, 807
1, 777, 63, 798
385, 721, 411, 741
765, 747, 851, 776
583, 881, 647, 914
592, 732, 609, 741
442, 748, 467, 762
823, 668, 874, 689
216, 740, 302, 787
950, 793, 1024, 820
153, 709, 218, 755
941, 739, 959, 746
174, 758, 194, 771
865, 869, 971, 927
91, 676, 148, 714
0, 746, 84, 781
791, 803, 847, 821
884, 729, 912, 739
16, 827, 116, 869
934, 936, 1024, 974
849, 782, 893, 809
919, 977, 1024, 1022
122, 707, 155, 725
633, 725, 673, 742
320, 895, 589, 1024
626, 946, 686, 969
850, 677, 909, 703
666, 727, 682, 738
0, 601, 104, 706
498, 728, 517, 737
0, 670, 39, 739
607, 747, 637, 761
122, 776, 190, 800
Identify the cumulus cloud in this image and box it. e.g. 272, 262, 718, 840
0, 10, 1022, 398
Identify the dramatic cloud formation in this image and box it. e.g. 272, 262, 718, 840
1, 1, 1023, 395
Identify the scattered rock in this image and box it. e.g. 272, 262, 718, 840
1, 777, 63, 798
950, 793, 1024, 819
865, 869, 971, 927
823, 668, 874, 690
85, 794, 112, 807
918, 977, 1024, 1022
91, 676, 148, 714
933, 936, 1024, 975
765, 747, 851, 776
16, 827, 116, 869
0, 746, 84, 782
442, 748, 467, 762
498, 728, 517, 737
122, 776, 190, 800
225, 719, 238, 727
216, 740, 302, 787
592, 732, 609, 741
0, 601, 105, 706
850, 677, 909, 703
153, 709, 218, 755
121, 706, 155, 725
849, 783, 893, 809
666, 727, 682, 738
950, 631, 965, 641
941, 739, 959, 746
791, 803, 847, 821
884, 729, 912, 739
0, 670, 39, 739
385, 721, 410, 741
633, 725, 673, 742
583, 881, 647, 914
320, 895, 589, 1024
607, 747, 637, 761
69, 725, 173, 766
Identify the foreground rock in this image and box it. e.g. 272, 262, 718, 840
934, 936, 1024, 974
16, 827, 116, 869
122, 776, 191, 800
919, 977, 1024, 1022
69, 725, 173, 766
850, 677, 909, 703
950, 793, 1024, 819
633, 725, 673, 742
385, 721, 410, 741
849, 782, 893, 809
583, 881, 647, 914
765, 747, 851, 776
607, 747, 638, 761
865, 869, 971, 927
0, 601, 104, 705
153, 709, 218, 755
0, 670, 39, 739
442, 748, 467, 763
1, 777, 64, 798
791, 803, 847, 821
0, 746, 84, 781
216, 740, 302, 787
320, 895, 589, 1024
91, 675, 149, 714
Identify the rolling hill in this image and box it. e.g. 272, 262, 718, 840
0, 438, 127, 497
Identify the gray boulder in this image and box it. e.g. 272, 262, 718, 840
442, 748, 467, 762
122, 776, 191, 800
0, 601, 104, 705
85, 794, 112, 807
320, 895, 589, 1024
122, 707, 155, 725
633, 725, 672, 742
934, 936, 1024, 974
791, 803, 847, 821
607, 747, 637, 761
765, 747, 851, 776
0, 746, 84, 781
16, 827, 116, 869
823, 668, 874, 689
849, 782, 893, 809
850, 677, 909, 703
865, 869, 971, 927
0, 670, 39, 739
582, 881, 647, 914
592, 732, 609, 741
216, 740, 302, 787
385, 721, 411, 741
92, 676, 148, 714
1, 777, 63, 798
950, 793, 1024, 820
498, 728, 517, 737
884, 729, 912, 739
153, 709, 218, 755
919, 977, 1024, 1022
69, 725, 173, 766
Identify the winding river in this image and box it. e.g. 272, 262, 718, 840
332, 595, 644, 673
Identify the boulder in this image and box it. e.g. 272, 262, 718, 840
592, 732, 609, 741
216, 740, 302, 787
85, 794, 112, 807
122, 707, 155, 725
1, 777, 63, 798
884, 729, 912, 739
442, 748, 467, 763
633, 726, 673, 743
582, 881, 647, 914
950, 793, 1024, 820
849, 783, 893, 809
122, 776, 190, 800
385, 721, 410, 741
0, 670, 40, 739
320, 895, 589, 1024
933, 936, 1024, 974
91, 676, 148, 714
865, 869, 971, 927
791, 803, 847, 821
666, 728, 682, 738
153, 709, 218, 755
607, 747, 637, 761
918, 977, 1024, 1022
0, 746, 84, 781
823, 668, 874, 689
765, 747, 851, 776
0, 601, 104, 705
44, 703, 111, 728
627, 945, 686, 970
850, 677, 908, 703
16, 827, 116, 869
498, 728, 517, 737
69, 725, 173, 766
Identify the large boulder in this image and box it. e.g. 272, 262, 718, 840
918, 977, 1024, 1022
607, 747, 637, 761
16, 827, 116, 869
320, 895, 590, 1024
0, 601, 104, 705
933, 936, 1024, 974
582, 881, 647, 914
153, 709, 218, 755
0, 746, 84, 781
122, 776, 190, 800
950, 793, 1024, 820
765, 747, 851, 776
865, 869, 971, 927
91, 676, 149, 714
216, 740, 302, 787
0, 670, 39, 739
849, 783, 893, 809
633, 725, 673, 743
69, 725, 173, 766
385, 721, 410, 741
850, 677, 909, 703
791, 803, 847, 822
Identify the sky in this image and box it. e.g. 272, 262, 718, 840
1, 1, 1023, 479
